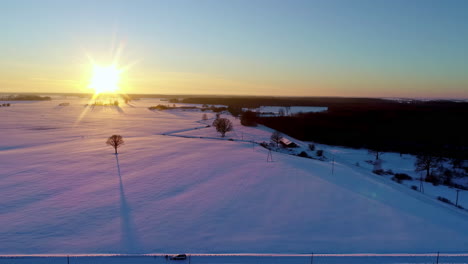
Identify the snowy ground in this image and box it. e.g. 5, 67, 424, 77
2, 253, 468, 264
1, 97, 468, 255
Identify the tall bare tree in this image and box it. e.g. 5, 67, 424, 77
107, 135, 124, 154
415, 154, 442, 181
271, 131, 282, 148
212, 118, 233, 137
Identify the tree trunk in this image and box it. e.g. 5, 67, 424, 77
115, 147, 118, 154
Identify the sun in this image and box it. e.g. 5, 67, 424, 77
89, 64, 121, 94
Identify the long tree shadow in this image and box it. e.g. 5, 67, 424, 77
115, 154, 140, 252
115, 106, 125, 113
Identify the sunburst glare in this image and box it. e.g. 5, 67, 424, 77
89, 64, 121, 94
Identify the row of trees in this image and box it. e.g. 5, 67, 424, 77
414, 154, 467, 186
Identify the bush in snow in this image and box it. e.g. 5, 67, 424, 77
316, 149, 323, 157
297, 151, 310, 158
373, 169, 385, 175
411, 185, 418, 191
391, 177, 402, 184
437, 196, 453, 205
439, 167, 454, 185
394, 173, 412, 181
308, 144, 315, 151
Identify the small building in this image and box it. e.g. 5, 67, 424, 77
279, 137, 297, 148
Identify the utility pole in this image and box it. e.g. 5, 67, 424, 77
310, 252, 314, 264
436, 251, 439, 264
456, 189, 461, 207
419, 175, 425, 194
267, 149, 273, 162
331, 155, 335, 175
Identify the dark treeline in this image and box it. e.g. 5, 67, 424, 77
257, 101, 468, 159
181, 97, 468, 159
1, 94, 51, 101
181, 96, 392, 108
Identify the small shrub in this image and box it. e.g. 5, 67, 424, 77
355, 162, 360, 167
425, 175, 439, 185
385, 169, 394, 175
148, 104, 169, 110
411, 185, 418, 191
448, 183, 468, 191
308, 144, 315, 151
394, 173, 412, 181
297, 151, 310, 158
373, 169, 385, 175
391, 177, 402, 184
316, 150, 323, 157
437, 196, 453, 205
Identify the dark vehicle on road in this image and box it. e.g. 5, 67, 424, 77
170, 254, 187, 260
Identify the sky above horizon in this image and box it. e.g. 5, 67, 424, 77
1, 0, 467, 98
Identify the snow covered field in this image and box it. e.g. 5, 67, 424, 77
2, 253, 468, 264
1, 97, 468, 256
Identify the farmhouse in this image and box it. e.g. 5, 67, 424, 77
279, 137, 297, 148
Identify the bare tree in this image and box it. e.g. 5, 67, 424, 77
278, 108, 285, 117
212, 118, 233, 137
415, 154, 443, 181
106, 135, 124, 154
368, 149, 384, 161
270, 131, 282, 148
284, 106, 291, 116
